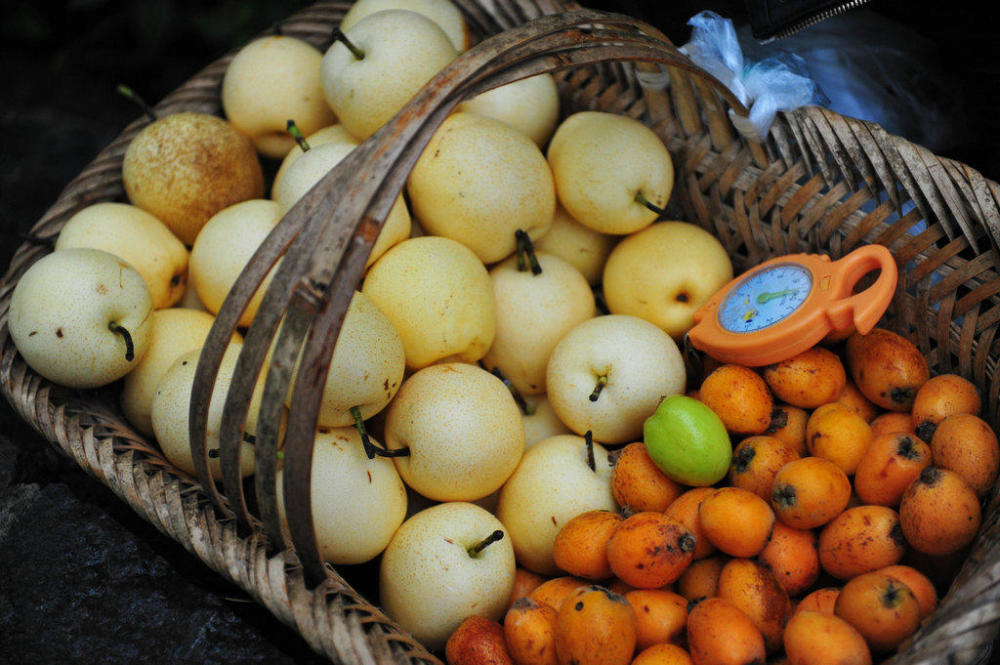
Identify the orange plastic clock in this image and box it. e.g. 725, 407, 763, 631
688, 245, 898, 366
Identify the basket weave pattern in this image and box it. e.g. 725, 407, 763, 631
1, 2, 999, 664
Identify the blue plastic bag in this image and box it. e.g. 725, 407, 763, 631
678, 11, 827, 141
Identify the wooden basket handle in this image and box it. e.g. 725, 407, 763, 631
188, 9, 758, 586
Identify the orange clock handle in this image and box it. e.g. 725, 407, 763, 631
824, 245, 898, 336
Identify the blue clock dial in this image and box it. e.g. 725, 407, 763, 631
718, 264, 813, 333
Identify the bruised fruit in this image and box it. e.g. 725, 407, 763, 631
929, 413, 999, 497
846, 328, 929, 411
759, 522, 820, 596
728, 435, 801, 501
834, 572, 921, 653
612, 442, 684, 513
899, 467, 981, 556
554, 585, 637, 665
686, 597, 766, 665
624, 589, 688, 650
771, 457, 851, 530
552, 510, 622, 580
762, 347, 846, 410
784, 611, 871, 665
818, 506, 906, 580
699, 364, 773, 435
446, 615, 514, 665
606, 512, 696, 588
698, 487, 775, 558
911, 373, 981, 441
853, 432, 931, 507
716, 558, 792, 654
505, 598, 559, 665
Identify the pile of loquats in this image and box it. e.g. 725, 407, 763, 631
5, 1, 999, 664
446, 328, 998, 665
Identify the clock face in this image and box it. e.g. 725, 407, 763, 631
718, 263, 813, 333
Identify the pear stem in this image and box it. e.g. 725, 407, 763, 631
634, 191, 666, 219
242, 432, 257, 445
351, 405, 408, 459
468, 530, 504, 556
488, 366, 532, 415
589, 375, 608, 402
117, 84, 157, 122
585, 430, 595, 472
286, 120, 310, 151
331, 27, 365, 60
108, 322, 135, 362
208, 449, 220, 459
514, 229, 542, 275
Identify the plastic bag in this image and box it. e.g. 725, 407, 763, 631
679, 11, 826, 141
737, 10, 965, 154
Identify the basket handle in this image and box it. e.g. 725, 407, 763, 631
191, 9, 762, 588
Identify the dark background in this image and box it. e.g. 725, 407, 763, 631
1, 1, 998, 663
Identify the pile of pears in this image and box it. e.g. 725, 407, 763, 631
6, 0, 737, 653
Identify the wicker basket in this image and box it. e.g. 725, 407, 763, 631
2, 2, 999, 664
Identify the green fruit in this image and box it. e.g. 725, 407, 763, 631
643, 394, 731, 486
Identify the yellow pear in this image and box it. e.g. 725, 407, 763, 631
482, 251, 595, 396
458, 73, 561, 147
122, 111, 264, 245
320, 10, 457, 139
362, 236, 496, 370
603, 221, 733, 339
150, 343, 268, 480
533, 204, 617, 285
8, 248, 153, 389
270, 124, 358, 196
121, 308, 242, 436
407, 111, 556, 264
276, 426, 407, 565
286, 291, 405, 428
380, 502, 515, 651
496, 434, 616, 575
272, 141, 410, 268
341, 0, 471, 51
384, 362, 524, 501
545, 314, 686, 444
55, 202, 188, 309
189, 199, 281, 328
547, 111, 673, 235
221, 35, 336, 159
522, 395, 571, 450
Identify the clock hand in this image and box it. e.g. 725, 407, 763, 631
756, 288, 798, 304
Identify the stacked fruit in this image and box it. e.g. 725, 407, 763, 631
3, 1, 997, 664
449, 329, 996, 665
